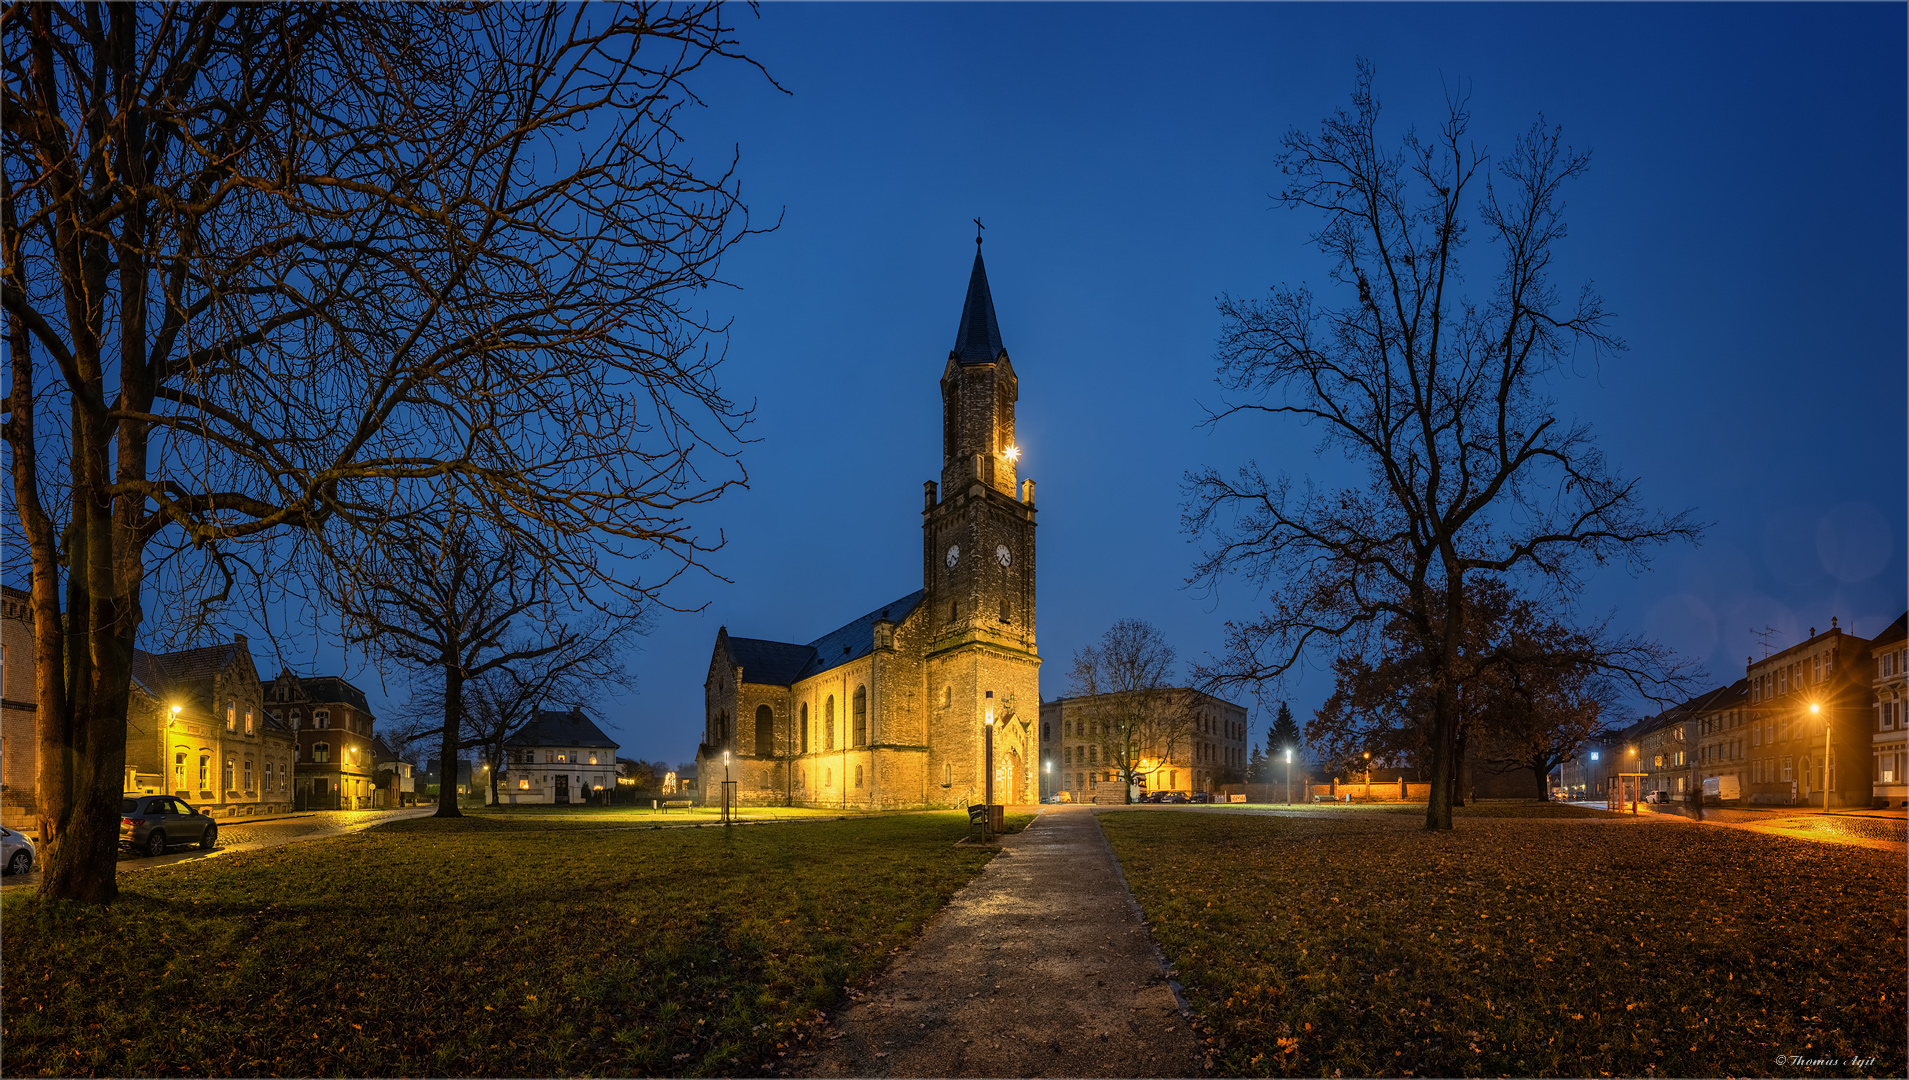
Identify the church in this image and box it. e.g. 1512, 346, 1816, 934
696, 241, 1041, 809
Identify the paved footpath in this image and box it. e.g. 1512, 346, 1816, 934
794, 805, 1201, 1079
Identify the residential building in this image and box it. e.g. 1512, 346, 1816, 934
1041, 690, 1248, 802
1557, 729, 1627, 799
696, 244, 1041, 809
1694, 679, 1752, 799
1870, 612, 1907, 807
499, 708, 620, 804
2, 594, 297, 822
372, 737, 417, 808
1, 586, 36, 825
1743, 619, 1873, 807
264, 671, 380, 810
120, 636, 297, 816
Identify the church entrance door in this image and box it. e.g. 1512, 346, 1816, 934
1006, 748, 1024, 806
555, 774, 570, 805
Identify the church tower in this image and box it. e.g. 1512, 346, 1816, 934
922, 238, 1041, 806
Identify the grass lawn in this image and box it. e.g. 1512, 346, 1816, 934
1100, 809, 1906, 1078
457, 803, 893, 827
3, 812, 999, 1077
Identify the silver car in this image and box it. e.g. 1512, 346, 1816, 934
0, 826, 34, 875
119, 796, 218, 856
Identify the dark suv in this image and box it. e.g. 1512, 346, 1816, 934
120, 796, 217, 856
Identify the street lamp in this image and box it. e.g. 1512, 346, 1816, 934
1810, 702, 1829, 810
984, 692, 996, 836
722, 749, 732, 825
1284, 747, 1293, 806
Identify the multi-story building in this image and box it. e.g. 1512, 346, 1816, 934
1743, 619, 1873, 807
499, 708, 620, 804
1557, 729, 1627, 799
125, 636, 297, 816
1694, 679, 1752, 799
1, 586, 37, 825
264, 671, 380, 810
1041, 689, 1248, 802
2, 590, 296, 822
1870, 612, 1907, 807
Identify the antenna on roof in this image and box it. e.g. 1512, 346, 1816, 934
1751, 625, 1779, 659
973, 217, 984, 246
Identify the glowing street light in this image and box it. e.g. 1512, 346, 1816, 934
1002, 445, 1020, 464
1810, 702, 1830, 810
1285, 747, 1293, 806
984, 692, 996, 836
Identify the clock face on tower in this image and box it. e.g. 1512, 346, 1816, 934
946, 545, 961, 568
996, 544, 1012, 567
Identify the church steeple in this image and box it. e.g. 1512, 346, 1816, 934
951, 245, 1006, 365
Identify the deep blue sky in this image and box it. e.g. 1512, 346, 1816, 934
262, 4, 1909, 766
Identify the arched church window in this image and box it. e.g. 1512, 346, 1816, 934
852, 687, 868, 747
800, 702, 810, 753
855, 764, 864, 788
825, 696, 835, 751
755, 705, 774, 758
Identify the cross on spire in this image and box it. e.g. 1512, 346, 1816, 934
974, 217, 984, 246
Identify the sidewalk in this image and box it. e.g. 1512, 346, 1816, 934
1571, 800, 1907, 854
793, 805, 1201, 1078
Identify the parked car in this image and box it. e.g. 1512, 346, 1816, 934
1158, 791, 1187, 804
0, 826, 35, 875
1643, 790, 1672, 804
120, 796, 217, 856
1187, 791, 1213, 804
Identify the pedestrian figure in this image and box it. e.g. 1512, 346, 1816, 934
1687, 782, 1703, 822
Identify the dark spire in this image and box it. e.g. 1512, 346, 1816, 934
951, 243, 1006, 365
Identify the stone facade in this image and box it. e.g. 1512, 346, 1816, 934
1, 587, 36, 823
1042, 690, 1247, 802
264, 671, 380, 810
1869, 612, 1906, 807
1, 588, 297, 821
124, 637, 297, 816
697, 245, 1041, 809
1741, 620, 1873, 807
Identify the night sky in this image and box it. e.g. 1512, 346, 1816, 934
245, 4, 1908, 767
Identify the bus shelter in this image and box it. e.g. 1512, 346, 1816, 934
1608, 772, 1649, 814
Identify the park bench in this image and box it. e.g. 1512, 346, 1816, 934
661, 800, 693, 810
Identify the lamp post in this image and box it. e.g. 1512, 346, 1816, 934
1629, 746, 1638, 814
1811, 702, 1829, 811
1284, 747, 1293, 805
722, 749, 732, 824
984, 692, 996, 837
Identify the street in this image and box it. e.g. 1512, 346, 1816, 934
0, 806, 436, 892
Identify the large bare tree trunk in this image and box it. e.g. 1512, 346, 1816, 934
436, 665, 465, 818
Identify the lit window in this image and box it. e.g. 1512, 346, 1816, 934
243, 759, 254, 791
173, 753, 187, 791
199, 755, 210, 789
519, 779, 529, 790
226, 701, 236, 732
313, 742, 330, 763
244, 709, 254, 736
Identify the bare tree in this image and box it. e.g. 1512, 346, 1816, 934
333, 513, 638, 818
1184, 64, 1698, 830
1069, 618, 1195, 803
3, 3, 772, 900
